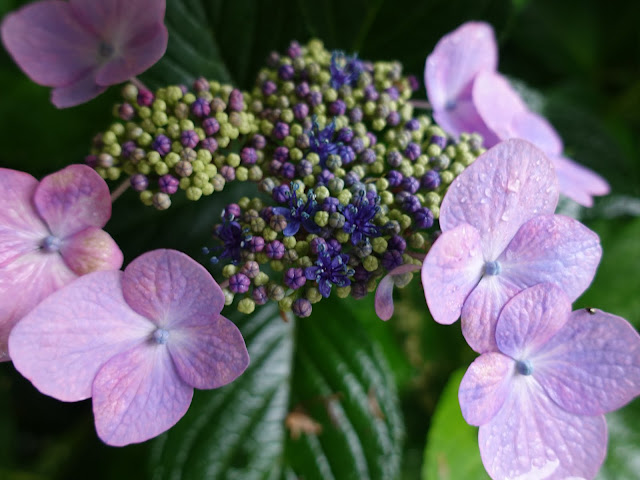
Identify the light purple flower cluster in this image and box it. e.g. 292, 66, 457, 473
425, 22, 610, 207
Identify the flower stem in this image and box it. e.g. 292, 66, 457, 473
410, 99, 431, 110
129, 76, 149, 91
110, 179, 130, 203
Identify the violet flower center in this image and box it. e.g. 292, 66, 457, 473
98, 42, 115, 60
153, 328, 170, 345
41, 235, 61, 253
445, 99, 457, 111
516, 359, 533, 376
484, 260, 501, 276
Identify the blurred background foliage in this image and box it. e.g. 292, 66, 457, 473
0, 0, 638, 478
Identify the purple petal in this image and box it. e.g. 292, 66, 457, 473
168, 314, 249, 390
425, 22, 497, 114
494, 283, 571, 359
499, 214, 602, 301
374, 264, 421, 321
0, 0, 97, 87
440, 139, 559, 259
60, 226, 123, 275
8, 270, 153, 401
432, 99, 501, 147
421, 224, 484, 325
92, 342, 193, 446
122, 249, 225, 326
554, 156, 610, 207
460, 275, 521, 353
535, 308, 640, 416
458, 352, 514, 426
34, 165, 112, 239
509, 110, 563, 156
479, 381, 607, 480
472, 71, 528, 141
50, 69, 106, 108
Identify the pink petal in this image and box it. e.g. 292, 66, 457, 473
440, 139, 559, 259
509, 110, 564, 156
432, 100, 501, 147
421, 224, 484, 325
60, 226, 123, 275
50, 69, 107, 108
535, 308, 640, 417
460, 275, 521, 353
458, 352, 514, 426
8, 270, 153, 401
472, 71, 528, 141
92, 342, 193, 446
34, 165, 112, 239
494, 283, 571, 360
374, 263, 421, 321
499, 214, 602, 301
479, 380, 607, 480
554, 156, 610, 207
0, 0, 97, 87
122, 249, 225, 326
168, 314, 249, 390
425, 22, 497, 114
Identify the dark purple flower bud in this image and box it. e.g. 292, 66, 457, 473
421, 170, 441, 190
281, 162, 296, 179
292, 298, 312, 317
322, 196, 340, 213
364, 84, 378, 101
430, 134, 447, 149
387, 170, 403, 187
130, 174, 149, 192
297, 159, 313, 177
181, 130, 199, 148
121, 141, 136, 158
285, 268, 306, 290
201, 137, 218, 153
388, 235, 406, 252
278, 64, 295, 80
202, 117, 220, 136
365, 190, 378, 203
252, 285, 268, 305
252, 134, 267, 150
262, 80, 277, 96
273, 122, 290, 140
229, 273, 250, 294
266, 240, 285, 259
273, 185, 291, 203
228, 89, 244, 111
339, 145, 356, 164
310, 237, 327, 255
273, 146, 289, 162
158, 174, 179, 194
118, 103, 135, 121
329, 99, 346, 116
387, 150, 403, 167
287, 41, 302, 58
387, 111, 401, 126
137, 89, 154, 106
269, 160, 283, 175
337, 128, 354, 143
193, 76, 209, 92
349, 107, 363, 123
248, 236, 265, 253
353, 265, 370, 282
326, 238, 342, 255
191, 97, 211, 118
344, 171, 360, 187
241, 147, 258, 165
408, 75, 419, 91
293, 102, 309, 120
349, 137, 363, 155
307, 90, 323, 106
210, 97, 226, 112
366, 132, 377, 146
386, 86, 399, 100
221, 165, 236, 181
84, 154, 98, 167
402, 176, 420, 194
359, 148, 376, 164
225, 203, 242, 218
179, 85, 188, 94
415, 207, 434, 229
382, 249, 404, 270
405, 142, 421, 161
241, 260, 260, 278
295, 82, 310, 98
152, 134, 171, 155
317, 169, 334, 185
351, 282, 368, 299
405, 119, 420, 131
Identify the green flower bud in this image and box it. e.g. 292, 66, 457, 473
336, 286, 351, 298
306, 287, 322, 304
337, 190, 352, 205
238, 298, 256, 314
223, 289, 234, 306
279, 296, 294, 312
372, 237, 388, 254
271, 260, 283, 272
223, 264, 237, 278
254, 272, 270, 286
409, 232, 426, 249
186, 186, 203, 201
440, 171, 454, 185
154, 162, 169, 176
363, 255, 379, 272
283, 236, 297, 249
314, 211, 329, 227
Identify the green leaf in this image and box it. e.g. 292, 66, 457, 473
597, 398, 640, 480
421, 369, 488, 480
149, 299, 404, 480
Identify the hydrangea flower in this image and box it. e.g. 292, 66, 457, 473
304, 248, 352, 298
1, 0, 168, 107
9, 249, 249, 446
421, 139, 602, 353
374, 263, 420, 321
272, 185, 320, 236
0, 164, 123, 361
459, 283, 640, 479
424, 21, 609, 206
